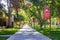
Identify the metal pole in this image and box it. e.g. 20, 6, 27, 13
50, 1, 52, 37
48, 1, 52, 37
43, 0, 47, 35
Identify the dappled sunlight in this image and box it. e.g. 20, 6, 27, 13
18, 9, 29, 21
24, 38, 36, 40
7, 24, 51, 40
0, 0, 60, 40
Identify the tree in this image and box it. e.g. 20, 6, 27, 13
26, 0, 44, 29
10, 0, 20, 17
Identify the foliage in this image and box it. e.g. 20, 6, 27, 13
0, 37, 8, 40
14, 15, 24, 21
0, 4, 3, 8
0, 12, 3, 17
34, 25, 60, 40
0, 0, 60, 27
0, 28, 19, 35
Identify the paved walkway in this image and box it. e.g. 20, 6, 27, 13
7, 24, 52, 40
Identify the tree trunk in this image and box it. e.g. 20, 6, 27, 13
37, 6, 43, 29
16, 9, 18, 17
38, 20, 43, 29
16, 9, 18, 27
7, 16, 11, 28
6, 0, 11, 28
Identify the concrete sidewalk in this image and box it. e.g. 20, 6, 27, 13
7, 24, 52, 40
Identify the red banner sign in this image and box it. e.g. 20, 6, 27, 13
44, 6, 50, 19
32, 18, 35, 22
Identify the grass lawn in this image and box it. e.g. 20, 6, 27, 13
34, 25, 60, 40
0, 37, 8, 40
0, 28, 20, 40
0, 28, 19, 35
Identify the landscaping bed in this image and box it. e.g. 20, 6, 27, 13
0, 37, 8, 40
0, 28, 19, 35
34, 25, 60, 40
